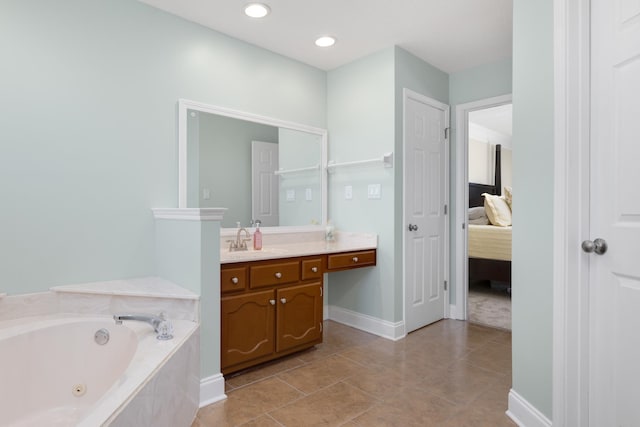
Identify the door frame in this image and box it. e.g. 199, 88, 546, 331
402, 88, 451, 327
552, 0, 591, 424
452, 94, 512, 321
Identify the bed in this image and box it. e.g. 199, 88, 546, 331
468, 144, 512, 288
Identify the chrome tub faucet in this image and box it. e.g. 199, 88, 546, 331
113, 312, 174, 340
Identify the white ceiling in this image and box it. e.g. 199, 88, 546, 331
138, 0, 513, 73
469, 103, 513, 136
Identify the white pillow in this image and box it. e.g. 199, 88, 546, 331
482, 193, 512, 226
503, 186, 513, 211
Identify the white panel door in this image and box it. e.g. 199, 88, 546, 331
589, 0, 640, 424
251, 141, 279, 227
404, 91, 448, 333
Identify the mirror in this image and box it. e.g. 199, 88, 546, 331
178, 99, 328, 229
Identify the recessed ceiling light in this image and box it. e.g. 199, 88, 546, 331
315, 36, 336, 48
244, 3, 270, 18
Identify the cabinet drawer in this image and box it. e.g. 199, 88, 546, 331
301, 258, 323, 281
327, 250, 376, 271
250, 261, 300, 289
221, 267, 247, 293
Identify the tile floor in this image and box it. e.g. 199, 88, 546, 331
193, 320, 516, 426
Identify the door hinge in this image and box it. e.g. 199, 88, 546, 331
444, 127, 450, 140
462, 223, 466, 229
444, 280, 448, 291
444, 204, 448, 215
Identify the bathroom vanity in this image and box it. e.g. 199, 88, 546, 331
220, 232, 376, 374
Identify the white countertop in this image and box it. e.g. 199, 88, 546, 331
220, 231, 377, 264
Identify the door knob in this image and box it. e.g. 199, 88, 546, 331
408, 224, 418, 231
582, 238, 607, 255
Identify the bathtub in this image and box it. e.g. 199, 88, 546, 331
0, 315, 199, 427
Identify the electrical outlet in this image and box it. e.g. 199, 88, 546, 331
202, 188, 210, 200
286, 189, 295, 201
305, 188, 312, 201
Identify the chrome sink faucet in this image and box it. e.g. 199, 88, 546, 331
227, 227, 251, 251
113, 312, 174, 340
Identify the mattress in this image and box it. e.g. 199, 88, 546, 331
468, 224, 512, 261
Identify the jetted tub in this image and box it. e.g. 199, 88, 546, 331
0, 315, 199, 427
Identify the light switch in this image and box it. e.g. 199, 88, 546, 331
305, 188, 312, 201
368, 184, 381, 199
286, 189, 295, 201
202, 188, 210, 200
344, 185, 353, 200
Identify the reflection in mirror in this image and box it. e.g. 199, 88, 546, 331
178, 100, 327, 229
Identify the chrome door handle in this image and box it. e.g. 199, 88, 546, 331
582, 238, 607, 255
408, 224, 418, 231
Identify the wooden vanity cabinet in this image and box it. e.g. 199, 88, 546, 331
220, 249, 376, 375
221, 256, 323, 374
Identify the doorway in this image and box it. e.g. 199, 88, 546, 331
466, 103, 513, 330
452, 94, 512, 323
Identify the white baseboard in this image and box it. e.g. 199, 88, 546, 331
328, 305, 405, 341
507, 389, 552, 427
199, 373, 227, 408
448, 303, 465, 320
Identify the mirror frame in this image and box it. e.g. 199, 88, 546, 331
178, 99, 328, 227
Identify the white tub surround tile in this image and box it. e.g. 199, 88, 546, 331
52, 277, 198, 300
0, 292, 58, 322
220, 230, 378, 263
52, 277, 199, 322
106, 325, 200, 427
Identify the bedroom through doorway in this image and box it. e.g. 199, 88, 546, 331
465, 102, 513, 331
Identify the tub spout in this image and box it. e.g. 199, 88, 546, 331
113, 313, 174, 340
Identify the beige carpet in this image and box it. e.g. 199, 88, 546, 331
468, 282, 511, 330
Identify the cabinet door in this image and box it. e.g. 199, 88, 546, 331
276, 282, 323, 353
221, 290, 275, 370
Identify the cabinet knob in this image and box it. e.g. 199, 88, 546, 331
231, 277, 239, 284
280, 298, 287, 304
269, 299, 276, 305
352, 256, 359, 263
275, 272, 282, 279
311, 267, 318, 273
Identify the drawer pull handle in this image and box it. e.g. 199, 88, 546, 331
280, 298, 287, 304
275, 272, 282, 279
231, 277, 239, 284
352, 256, 359, 263
269, 299, 276, 305
311, 267, 318, 273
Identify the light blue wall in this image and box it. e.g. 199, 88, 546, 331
448, 58, 513, 303
511, 0, 554, 418
197, 112, 278, 228
327, 47, 449, 323
326, 48, 397, 321
155, 218, 221, 377
0, 0, 326, 295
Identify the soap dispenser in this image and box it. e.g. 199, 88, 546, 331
253, 220, 262, 250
